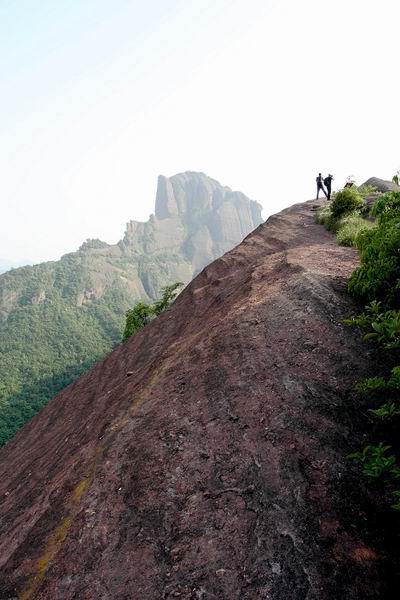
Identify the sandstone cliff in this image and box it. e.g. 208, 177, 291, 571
0, 199, 397, 599
121, 172, 263, 287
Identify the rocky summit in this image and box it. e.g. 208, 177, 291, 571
0, 198, 397, 599
362, 176, 400, 193
0, 172, 262, 447
122, 171, 263, 289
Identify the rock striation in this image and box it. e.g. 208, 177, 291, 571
0, 198, 397, 599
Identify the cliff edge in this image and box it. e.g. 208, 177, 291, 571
0, 199, 396, 599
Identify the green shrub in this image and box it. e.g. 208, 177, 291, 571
123, 302, 155, 341
389, 366, 400, 387
348, 443, 400, 480
355, 367, 400, 400
348, 192, 400, 306
330, 187, 364, 218
363, 312, 400, 348
122, 282, 183, 342
336, 214, 376, 247
325, 215, 340, 233
344, 302, 400, 349
369, 403, 400, 420
343, 300, 382, 328
355, 376, 388, 395
315, 205, 341, 232
370, 190, 400, 219
153, 282, 183, 315
391, 490, 400, 510
315, 205, 332, 226
343, 192, 400, 511
357, 184, 378, 198
317, 192, 370, 243
349, 230, 400, 304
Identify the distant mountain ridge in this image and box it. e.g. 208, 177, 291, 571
0, 172, 262, 445
0, 258, 33, 274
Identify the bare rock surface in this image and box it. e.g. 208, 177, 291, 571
362, 177, 400, 193
0, 199, 398, 599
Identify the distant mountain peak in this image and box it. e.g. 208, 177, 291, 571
121, 172, 263, 278
154, 171, 255, 221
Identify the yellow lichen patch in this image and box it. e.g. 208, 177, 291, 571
72, 478, 90, 505
100, 365, 165, 443
20, 516, 72, 600
19, 470, 97, 600
19, 365, 166, 599
36, 516, 73, 577
129, 367, 165, 413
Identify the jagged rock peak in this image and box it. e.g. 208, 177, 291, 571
122, 172, 263, 274
154, 171, 262, 221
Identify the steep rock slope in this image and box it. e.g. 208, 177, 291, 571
0, 199, 397, 599
0, 172, 262, 446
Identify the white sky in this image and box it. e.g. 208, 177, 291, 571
1, 0, 399, 263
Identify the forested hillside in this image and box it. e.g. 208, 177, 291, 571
0, 254, 133, 445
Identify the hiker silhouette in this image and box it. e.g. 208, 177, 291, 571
324, 174, 334, 200
316, 173, 328, 200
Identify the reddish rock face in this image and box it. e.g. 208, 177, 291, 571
0, 200, 397, 599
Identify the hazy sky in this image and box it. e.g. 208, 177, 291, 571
1, 0, 399, 263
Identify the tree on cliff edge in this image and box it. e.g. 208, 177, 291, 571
123, 282, 183, 341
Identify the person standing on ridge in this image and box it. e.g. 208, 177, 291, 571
316, 173, 328, 200
324, 174, 334, 200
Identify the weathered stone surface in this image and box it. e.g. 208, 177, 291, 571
362, 177, 400, 193
0, 198, 397, 599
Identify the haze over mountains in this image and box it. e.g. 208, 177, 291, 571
0, 172, 262, 446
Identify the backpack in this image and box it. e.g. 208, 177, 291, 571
324, 177, 330, 186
